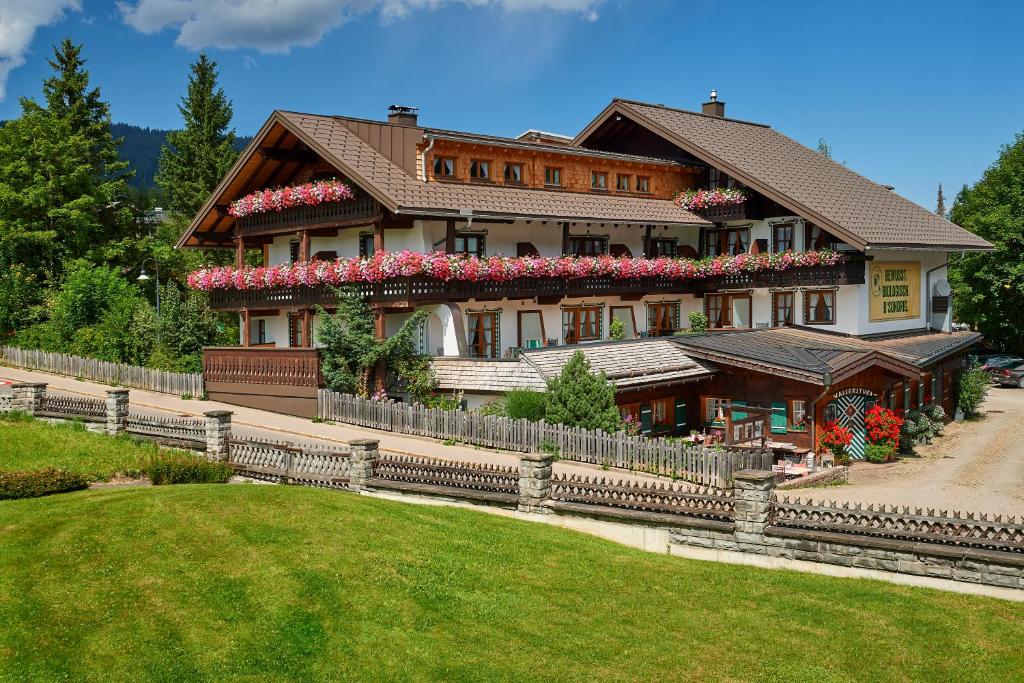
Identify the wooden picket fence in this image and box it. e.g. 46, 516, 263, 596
1, 346, 204, 397
318, 389, 772, 487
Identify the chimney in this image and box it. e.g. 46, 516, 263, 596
387, 104, 419, 126
702, 89, 725, 117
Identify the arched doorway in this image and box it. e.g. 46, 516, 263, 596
824, 389, 877, 460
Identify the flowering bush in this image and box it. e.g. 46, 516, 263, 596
674, 187, 747, 210
864, 405, 903, 449
623, 413, 641, 436
819, 421, 853, 463
228, 179, 355, 218
187, 249, 843, 292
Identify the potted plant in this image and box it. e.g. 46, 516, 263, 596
818, 421, 853, 465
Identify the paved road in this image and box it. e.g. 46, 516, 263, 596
810, 387, 1024, 516
0, 366, 662, 485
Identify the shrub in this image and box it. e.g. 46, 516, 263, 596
687, 311, 708, 335
544, 350, 622, 433
609, 319, 626, 341
504, 388, 547, 421
864, 443, 896, 464
145, 451, 232, 485
478, 397, 506, 417
0, 467, 89, 499
956, 365, 989, 417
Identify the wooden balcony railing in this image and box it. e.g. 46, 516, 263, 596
206, 260, 866, 311
203, 347, 322, 386
694, 198, 763, 223
235, 193, 382, 237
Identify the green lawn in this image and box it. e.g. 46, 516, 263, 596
0, 413, 159, 480
1, 484, 1022, 682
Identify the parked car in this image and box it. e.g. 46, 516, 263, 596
981, 355, 1024, 381
995, 363, 1024, 388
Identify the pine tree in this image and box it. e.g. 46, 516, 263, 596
936, 182, 946, 216
544, 350, 622, 433
157, 54, 238, 219
0, 38, 131, 298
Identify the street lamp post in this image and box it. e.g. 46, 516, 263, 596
137, 258, 161, 343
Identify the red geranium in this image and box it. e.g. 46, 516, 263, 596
865, 405, 903, 448
819, 421, 853, 452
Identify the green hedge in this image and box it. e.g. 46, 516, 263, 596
144, 451, 232, 485
0, 467, 89, 499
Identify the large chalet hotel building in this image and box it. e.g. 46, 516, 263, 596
182, 95, 991, 459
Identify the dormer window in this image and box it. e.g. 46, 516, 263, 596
433, 157, 456, 178
470, 160, 490, 181
544, 167, 562, 187
591, 171, 608, 191
616, 174, 631, 191
504, 163, 524, 184
636, 176, 650, 193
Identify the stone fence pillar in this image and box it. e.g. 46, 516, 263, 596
518, 452, 553, 513
10, 382, 46, 415
732, 469, 777, 552
348, 439, 379, 491
105, 389, 129, 436
204, 410, 232, 461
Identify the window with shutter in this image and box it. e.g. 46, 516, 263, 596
640, 406, 653, 435
770, 401, 787, 434
674, 399, 687, 431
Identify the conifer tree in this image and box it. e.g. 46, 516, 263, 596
544, 350, 622, 433
936, 182, 946, 216
0, 38, 131, 298
157, 54, 238, 220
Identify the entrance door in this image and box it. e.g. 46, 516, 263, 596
825, 391, 876, 460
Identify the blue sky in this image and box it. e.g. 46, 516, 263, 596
1, 0, 1022, 210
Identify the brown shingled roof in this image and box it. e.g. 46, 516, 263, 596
574, 99, 992, 252
277, 111, 709, 226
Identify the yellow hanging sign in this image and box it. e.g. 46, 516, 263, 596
869, 262, 921, 321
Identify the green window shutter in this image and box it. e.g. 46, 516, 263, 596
731, 399, 747, 421
640, 406, 653, 435
918, 381, 925, 406
904, 385, 911, 411
674, 399, 687, 430
771, 401, 787, 434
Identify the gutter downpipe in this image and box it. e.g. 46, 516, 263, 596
421, 136, 436, 183
924, 257, 949, 334
809, 370, 833, 463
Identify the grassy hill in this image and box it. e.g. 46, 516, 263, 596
1, 483, 1022, 680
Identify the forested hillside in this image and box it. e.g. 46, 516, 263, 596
113, 122, 251, 189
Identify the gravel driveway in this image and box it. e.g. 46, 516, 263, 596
812, 386, 1024, 515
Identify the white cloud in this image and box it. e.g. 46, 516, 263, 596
118, 0, 603, 52
0, 0, 81, 100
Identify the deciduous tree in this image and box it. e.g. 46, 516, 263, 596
949, 134, 1024, 353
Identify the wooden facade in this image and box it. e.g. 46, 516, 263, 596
612, 355, 967, 455
422, 138, 700, 199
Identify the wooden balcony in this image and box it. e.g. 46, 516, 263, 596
235, 193, 383, 237
202, 347, 323, 417
206, 260, 866, 311
694, 197, 762, 224
203, 347, 321, 386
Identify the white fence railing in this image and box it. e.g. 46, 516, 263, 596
1, 346, 204, 397
318, 389, 771, 488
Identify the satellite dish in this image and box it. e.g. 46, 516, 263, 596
934, 279, 951, 297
